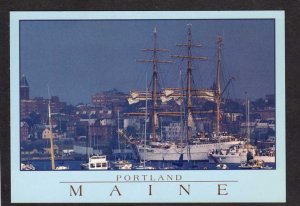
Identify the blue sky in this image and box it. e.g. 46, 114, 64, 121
20, 19, 275, 104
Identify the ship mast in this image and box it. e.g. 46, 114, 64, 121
48, 93, 55, 170
245, 92, 250, 142
137, 27, 172, 141
152, 27, 158, 140
216, 36, 223, 140
172, 24, 207, 139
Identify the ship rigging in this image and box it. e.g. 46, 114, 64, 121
124, 24, 244, 161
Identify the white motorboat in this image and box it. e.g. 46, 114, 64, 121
81, 155, 109, 170
21, 163, 35, 171
55, 165, 69, 170
112, 159, 132, 170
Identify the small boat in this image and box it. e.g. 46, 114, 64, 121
112, 159, 132, 170
133, 160, 156, 170
254, 147, 275, 163
263, 165, 273, 170
55, 165, 69, 170
133, 164, 156, 170
238, 159, 271, 169
21, 163, 35, 171
216, 163, 229, 170
119, 164, 133, 170
81, 155, 109, 170
162, 166, 177, 170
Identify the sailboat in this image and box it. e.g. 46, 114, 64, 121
47, 89, 69, 170
128, 25, 244, 161
112, 110, 133, 170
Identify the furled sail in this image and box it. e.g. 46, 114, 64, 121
127, 91, 152, 104
160, 95, 173, 103
130, 91, 140, 99
128, 98, 140, 105
187, 112, 194, 127
194, 90, 215, 102
153, 113, 159, 129
164, 89, 175, 97
174, 96, 183, 105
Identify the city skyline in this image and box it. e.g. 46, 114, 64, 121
20, 19, 275, 104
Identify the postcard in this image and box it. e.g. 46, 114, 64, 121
10, 11, 285, 203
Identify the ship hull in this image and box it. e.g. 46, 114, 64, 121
137, 141, 243, 161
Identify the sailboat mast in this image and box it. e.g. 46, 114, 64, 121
152, 27, 158, 141
144, 74, 148, 167
117, 110, 120, 153
48, 98, 55, 170
216, 36, 223, 140
247, 97, 250, 142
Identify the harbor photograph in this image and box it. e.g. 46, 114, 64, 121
19, 19, 276, 171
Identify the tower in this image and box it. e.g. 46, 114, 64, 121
20, 74, 29, 100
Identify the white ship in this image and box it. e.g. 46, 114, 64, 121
126, 25, 244, 161
138, 137, 243, 161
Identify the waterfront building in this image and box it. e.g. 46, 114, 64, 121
20, 121, 29, 141
42, 127, 59, 139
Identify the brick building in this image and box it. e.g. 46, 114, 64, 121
21, 96, 67, 122
91, 90, 128, 117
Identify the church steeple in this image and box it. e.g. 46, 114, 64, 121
20, 74, 29, 100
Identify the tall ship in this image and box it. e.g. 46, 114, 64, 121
125, 25, 244, 161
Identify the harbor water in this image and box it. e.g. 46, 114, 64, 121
22, 160, 276, 171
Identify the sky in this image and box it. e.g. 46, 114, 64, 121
20, 19, 275, 104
